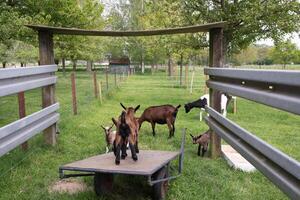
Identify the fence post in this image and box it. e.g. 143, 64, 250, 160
18, 92, 28, 150
71, 72, 77, 115
204, 75, 208, 94
185, 65, 188, 88
38, 30, 56, 145
208, 28, 224, 158
99, 81, 103, 104
190, 71, 195, 94
93, 71, 99, 98
105, 67, 109, 91
114, 71, 117, 86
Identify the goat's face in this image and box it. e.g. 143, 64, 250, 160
190, 134, 201, 144
120, 103, 140, 114
184, 104, 191, 113
101, 124, 113, 135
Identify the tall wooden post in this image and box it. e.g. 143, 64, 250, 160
208, 28, 224, 158
93, 71, 98, 98
105, 67, 109, 90
38, 31, 56, 145
18, 92, 28, 150
71, 72, 77, 115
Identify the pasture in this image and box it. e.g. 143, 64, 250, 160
0, 68, 299, 200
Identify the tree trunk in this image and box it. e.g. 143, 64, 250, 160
141, 53, 145, 74
2, 62, 6, 68
62, 58, 66, 76
87, 60, 92, 72
21, 62, 24, 67
72, 60, 77, 71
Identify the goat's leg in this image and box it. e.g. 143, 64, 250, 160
197, 144, 201, 156
201, 147, 206, 157
135, 138, 139, 153
129, 135, 138, 161
105, 146, 109, 154
121, 142, 127, 159
151, 121, 156, 136
115, 137, 122, 165
166, 119, 173, 138
172, 123, 175, 137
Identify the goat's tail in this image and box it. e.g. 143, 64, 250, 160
172, 105, 181, 118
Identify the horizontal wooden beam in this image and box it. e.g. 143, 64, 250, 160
26, 22, 227, 37
0, 65, 57, 79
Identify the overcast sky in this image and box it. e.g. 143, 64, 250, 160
100, 0, 300, 48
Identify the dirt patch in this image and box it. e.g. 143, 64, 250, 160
49, 179, 92, 194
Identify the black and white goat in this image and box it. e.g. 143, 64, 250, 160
184, 94, 231, 121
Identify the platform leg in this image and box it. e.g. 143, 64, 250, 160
152, 167, 168, 200
94, 173, 114, 196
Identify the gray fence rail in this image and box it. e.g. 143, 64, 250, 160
205, 68, 300, 199
0, 65, 57, 97
0, 65, 59, 157
204, 68, 300, 115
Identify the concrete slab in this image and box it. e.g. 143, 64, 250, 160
222, 145, 256, 172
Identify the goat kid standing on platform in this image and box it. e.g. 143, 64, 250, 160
112, 103, 140, 165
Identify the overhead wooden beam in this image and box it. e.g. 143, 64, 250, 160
208, 28, 224, 158
26, 22, 227, 37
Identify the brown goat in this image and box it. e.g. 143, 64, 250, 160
190, 130, 210, 157
112, 103, 140, 165
138, 104, 181, 138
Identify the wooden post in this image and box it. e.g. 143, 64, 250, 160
105, 67, 109, 90
93, 71, 99, 98
180, 54, 183, 86
114, 71, 117, 86
190, 71, 195, 94
71, 72, 77, 115
208, 28, 224, 158
233, 97, 237, 114
38, 30, 56, 145
204, 75, 208, 94
185, 65, 188, 88
99, 81, 103, 104
18, 92, 28, 150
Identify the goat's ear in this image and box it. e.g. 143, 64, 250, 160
120, 103, 126, 110
101, 125, 106, 130
112, 118, 118, 126
176, 104, 181, 109
134, 105, 140, 112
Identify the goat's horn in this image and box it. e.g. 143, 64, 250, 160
120, 103, 126, 110
190, 134, 194, 138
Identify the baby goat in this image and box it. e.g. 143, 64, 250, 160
101, 124, 116, 153
190, 130, 210, 157
138, 104, 181, 138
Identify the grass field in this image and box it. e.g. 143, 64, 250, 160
0, 67, 299, 200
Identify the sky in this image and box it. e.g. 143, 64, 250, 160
100, 0, 300, 48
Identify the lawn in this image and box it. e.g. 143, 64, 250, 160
0, 67, 299, 200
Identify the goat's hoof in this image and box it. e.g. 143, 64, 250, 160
115, 160, 120, 165
132, 155, 138, 161
121, 155, 126, 159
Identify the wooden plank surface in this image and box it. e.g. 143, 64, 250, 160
61, 150, 179, 176
26, 22, 227, 37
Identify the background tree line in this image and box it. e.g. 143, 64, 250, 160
0, 0, 299, 71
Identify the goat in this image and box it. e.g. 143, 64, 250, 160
184, 94, 230, 121
112, 103, 140, 165
190, 130, 210, 157
101, 124, 116, 153
138, 104, 181, 138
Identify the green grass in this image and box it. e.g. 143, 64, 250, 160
0, 68, 299, 200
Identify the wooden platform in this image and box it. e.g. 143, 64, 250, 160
222, 145, 256, 172
60, 150, 179, 176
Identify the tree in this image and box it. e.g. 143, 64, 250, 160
183, 0, 300, 59
271, 40, 298, 69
